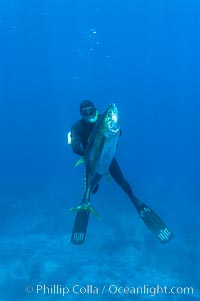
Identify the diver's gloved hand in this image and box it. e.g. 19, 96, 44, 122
92, 184, 99, 194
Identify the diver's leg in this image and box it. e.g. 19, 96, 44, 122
92, 184, 99, 194
109, 160, 174, 243
109, 158, 137, 203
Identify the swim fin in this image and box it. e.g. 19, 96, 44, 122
133, 198, 173, 243
71, 210, 90, 245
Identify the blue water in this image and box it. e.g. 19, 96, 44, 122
0, 0, 200, 300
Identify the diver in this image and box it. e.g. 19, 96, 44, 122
69, 100, 173, 244
70, 100, 138, 203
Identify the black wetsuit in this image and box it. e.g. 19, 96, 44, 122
71, 117, 137, 203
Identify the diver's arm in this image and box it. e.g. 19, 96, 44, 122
71, 126, 85, 156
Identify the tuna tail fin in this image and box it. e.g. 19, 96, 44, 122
68, 204, 84, 213
87, 203, 102, 220
75, 157, 84, 167
68, 203, 102, 221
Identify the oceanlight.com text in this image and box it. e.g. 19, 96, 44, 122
25, 283, 195, 297
107, 284, 194, 296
